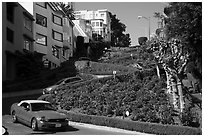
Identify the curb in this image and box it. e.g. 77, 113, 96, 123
69, 121, 149, 135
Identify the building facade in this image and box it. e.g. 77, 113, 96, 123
33, 2, 75, 69
2, 2, 35, 81
73, 19, 92, 43
74, 9, 111, 42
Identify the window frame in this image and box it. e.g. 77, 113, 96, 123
52, 30, 63, 42
24, 16, 32, 32
23, 37, 32, 51
52, 46, 60, 59
96, 22, 99, 27
52, 13, 62, 26
36, 13, 47, 27
36, 2, 47, 9
6, 27, 14, 43
36, 33, 47, 46
7, 3, 15, 23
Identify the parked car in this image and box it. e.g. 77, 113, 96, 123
78, 57, 91, 61
10, 100, 68, 131
43, 76, 83, 94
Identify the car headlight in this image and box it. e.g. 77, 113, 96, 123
37, 116, 48, 122
47, 88, 52, 91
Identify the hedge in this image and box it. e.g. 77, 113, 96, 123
60, 110, 201, 135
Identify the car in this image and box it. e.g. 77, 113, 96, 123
78, 57, 91, 61
43, 76, 83, 94
10, 100, 69, 131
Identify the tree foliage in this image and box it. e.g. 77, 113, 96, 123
164, 2, 202, 60
109, 12, 131, 47
57, 2, 75, 20
138, 37, 148, 45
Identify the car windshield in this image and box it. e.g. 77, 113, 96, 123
31, 103, 55, 111
65, 77, 81, 83
55, 79, 64, 85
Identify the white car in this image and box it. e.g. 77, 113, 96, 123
10, 100, 68, 131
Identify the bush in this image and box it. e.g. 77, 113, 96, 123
61, 110, 201, 135
138, 37, 148, 45
181, 107, 200, 128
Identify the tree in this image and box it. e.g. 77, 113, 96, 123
150, 38, 189, 114
149, 3, 202, 117
164, 2, 202, 72
57, 2, 75, 20
138, 37, 148, 45
109, 12, 131, 47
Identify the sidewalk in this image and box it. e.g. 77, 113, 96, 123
69, 121, 149, 135
2, 89, 43, 98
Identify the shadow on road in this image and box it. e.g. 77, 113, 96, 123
29, 125, 79, 135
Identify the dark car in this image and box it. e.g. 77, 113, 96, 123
43, 76, 83, 94
78, 57, 91, 61
10, 100, 68, 131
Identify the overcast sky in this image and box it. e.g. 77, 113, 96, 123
19, 1, 168, 45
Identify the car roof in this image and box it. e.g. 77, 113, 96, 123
18, 100, 50, 106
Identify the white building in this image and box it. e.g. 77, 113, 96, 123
74, 9, 111, 42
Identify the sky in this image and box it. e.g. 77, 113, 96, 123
19, 1, 168, 46
75, 2, 168, 45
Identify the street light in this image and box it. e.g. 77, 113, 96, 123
138, 16, 150, 40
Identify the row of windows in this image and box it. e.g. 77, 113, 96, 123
75, 13, 105, 18
36, 29, 63, 46
6, 27, 32, 51
6, 3, 33, 33
52, 46, 69, 59
92, 22, 103, 27
36, 13, 63, 27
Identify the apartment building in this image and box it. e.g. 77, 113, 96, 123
2, 2, 35, 81
33, 2, 75, 69
74, 9, 111, 42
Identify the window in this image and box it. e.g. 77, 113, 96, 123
52, 46, 59, 58
52, 30, 63, 42
62, 49, 66, 57
36, 2, 46, 8
100, 22, 103, 27
96, 22, 99, 27
20, 103, 30, 110
7, 28, 14, 43
36, 33, 47, 46
53, 14, 62, 26
24, 16, 32, 31
7, 3, 15, 23
92, 22, 95, 27
23, 37, 32, 51
36, 14, 47, 27
101, 13, 104, 17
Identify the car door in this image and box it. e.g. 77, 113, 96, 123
19, 103, 32, 125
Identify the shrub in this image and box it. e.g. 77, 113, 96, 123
181, 107, 200, 128
61, 111, 202, 135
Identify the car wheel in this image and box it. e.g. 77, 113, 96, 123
11, 111, 18, 123
31, 118, 38, 131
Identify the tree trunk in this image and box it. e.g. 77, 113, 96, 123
156, 64, 161, 79
171, 81, 179, 109
176, 79, 185, 113
165, 70, 171, 94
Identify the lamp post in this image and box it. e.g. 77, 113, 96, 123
138, 16, 150, 40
